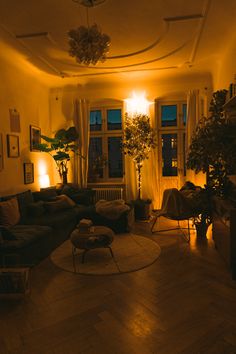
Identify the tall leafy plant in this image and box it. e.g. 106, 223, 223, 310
187, 89, 236, 197
122, 113, 157, 199
36, 127, 81, 184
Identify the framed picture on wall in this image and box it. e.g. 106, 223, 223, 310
30, 125, 41, 151
23, 163, 34, 184
7, 134, 19, 158
0, 133, 3, 170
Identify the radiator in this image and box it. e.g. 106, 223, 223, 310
93, 188, 124, 202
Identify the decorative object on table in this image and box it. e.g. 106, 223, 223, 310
7, 134, 19, 158
88, 154, 107, 182
35, 126, 82, 184
23, 162, 34, 184
0, 133, 3, 171
9, 108, 21, 133
30, 125, 41, 152
68, 0, 110, 65
122, 112, 157, 220
77, 218, 93, 233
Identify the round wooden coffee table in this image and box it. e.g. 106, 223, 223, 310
70, 226, 114, 271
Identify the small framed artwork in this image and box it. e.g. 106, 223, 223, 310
0, 133, 3, 170
30, 125, 41, 151
7, 134, 19, 158
23, 163, 34, 184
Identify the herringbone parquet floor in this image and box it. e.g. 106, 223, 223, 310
0, 218, 236, 354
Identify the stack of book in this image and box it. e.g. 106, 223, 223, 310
77, 219, 93, 233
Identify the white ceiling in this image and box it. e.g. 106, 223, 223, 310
0, 0, 235, 87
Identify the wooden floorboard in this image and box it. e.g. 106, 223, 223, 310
0, 219, 236, 354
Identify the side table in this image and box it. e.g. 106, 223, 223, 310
70, 225, 114, 271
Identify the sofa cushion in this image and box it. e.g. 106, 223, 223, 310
27, 201, 45, 217
44, 195, 75, 213
56, 194, 76, 206
0, 224, 52, 251
0, 197, 20, 227
21, 208, 78, 228
0, 226, 17, 240
1, 190, 34, 219
33, 188, 58, 202
59, 185, 95, 205
16, 190, 34, 218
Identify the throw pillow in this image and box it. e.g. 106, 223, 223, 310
44, 195, 75, 213
16, 190, 34, 218
0, 225, 17, 240
0, 197, 20, 227
33, 188, 58, 202
27, 201, 45, 217
56, 194, 76, 206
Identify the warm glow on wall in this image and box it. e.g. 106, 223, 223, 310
38, 160, 48, 176
39, 174, 50, 188
38, 160, 50, 188
125, 92, 152, 116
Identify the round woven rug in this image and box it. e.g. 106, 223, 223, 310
51, 233, 161, 275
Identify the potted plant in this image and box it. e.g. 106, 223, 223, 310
36, 127, 81, 184
122, 112, 157, 220
88, 154, 107, 182
187, 89, 236, 236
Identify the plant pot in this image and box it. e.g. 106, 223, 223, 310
62, 171, 68, 185
195, 222, 208, 238
133, 199, 151, 220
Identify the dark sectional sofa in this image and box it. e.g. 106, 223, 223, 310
0, 186, 133, 267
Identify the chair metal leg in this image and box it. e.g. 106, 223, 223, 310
82, 249, 89, 263
151, 215, 193, 243
108, 246, 114, 259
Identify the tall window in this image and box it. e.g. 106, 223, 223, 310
88, 105, 124, 181
158, 101, 187, 178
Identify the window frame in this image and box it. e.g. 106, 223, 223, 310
157, 100, 187, 178
158, 100, 187, 130
89, 103, 124, 183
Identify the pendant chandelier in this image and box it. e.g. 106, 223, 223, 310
68, 0, 110, 66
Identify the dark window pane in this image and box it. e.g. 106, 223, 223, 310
108, 137, 123, 178
162, 133, 178, 176
90, 110, 102, 131
183, 104, 187, 126
161, 105, 177, 127
107, 109, 122, 130
88, 137, 103, 177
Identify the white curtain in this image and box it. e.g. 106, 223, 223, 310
73, 99, 90, 188
142, 103, 159, 209
186, 89, 205, 185
186, 89, 200, 153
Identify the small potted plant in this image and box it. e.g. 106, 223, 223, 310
122, 112, 157, 220
88, 154, 107, 182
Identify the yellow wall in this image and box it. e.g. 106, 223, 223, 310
214, 32, 236, 90
0, 50, 53, 195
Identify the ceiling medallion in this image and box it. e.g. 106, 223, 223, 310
69, 0, 110, 65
